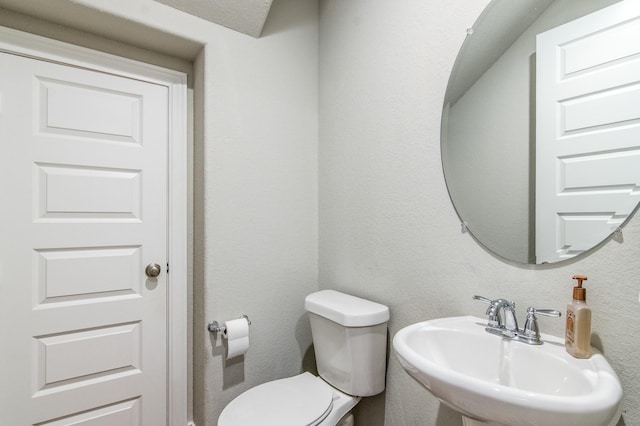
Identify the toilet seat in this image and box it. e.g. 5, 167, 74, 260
218, 372, 335, 426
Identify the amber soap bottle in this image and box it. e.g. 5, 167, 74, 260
565, 275, 591, 358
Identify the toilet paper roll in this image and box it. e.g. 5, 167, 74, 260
223, 318, 250, 360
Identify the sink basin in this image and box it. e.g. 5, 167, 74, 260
393, 316, 623, 426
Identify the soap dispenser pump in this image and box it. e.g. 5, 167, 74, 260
565, 275, 591, 358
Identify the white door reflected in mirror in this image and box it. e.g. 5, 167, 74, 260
535, 4, 640, 263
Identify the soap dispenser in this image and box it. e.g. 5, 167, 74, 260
565, 275, 591, 358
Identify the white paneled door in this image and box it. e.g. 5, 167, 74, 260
535, 1, 640, 263
0, 51, 169, 424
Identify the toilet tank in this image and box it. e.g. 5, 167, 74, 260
305, 290, 390, 397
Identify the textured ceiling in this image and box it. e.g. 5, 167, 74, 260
151, 0, 273, 38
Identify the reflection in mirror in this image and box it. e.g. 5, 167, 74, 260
441, 0, 640, 265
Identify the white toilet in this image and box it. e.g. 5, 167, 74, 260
218, 289, 390, 426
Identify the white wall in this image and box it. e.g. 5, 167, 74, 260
193, 1, 319, 423
0, 1, 318, 425
319, 1, 640, 425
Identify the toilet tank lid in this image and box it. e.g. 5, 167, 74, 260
305, 290, 390, 327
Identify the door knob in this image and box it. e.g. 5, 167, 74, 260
145, 263, 162, 278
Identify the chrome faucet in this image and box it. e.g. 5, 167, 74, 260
473, 295, 561, 345
487, 298, 518, 336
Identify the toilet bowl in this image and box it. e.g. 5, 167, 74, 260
218, 290, 390, 426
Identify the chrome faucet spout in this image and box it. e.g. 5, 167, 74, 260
474, 296, 517, 334
490, 299, 518, 336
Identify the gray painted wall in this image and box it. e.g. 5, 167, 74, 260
319, 1, 640, 425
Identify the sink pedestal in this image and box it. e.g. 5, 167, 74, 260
462, 416, 502, 426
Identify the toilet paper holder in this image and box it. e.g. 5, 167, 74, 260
207, 315, 251, 334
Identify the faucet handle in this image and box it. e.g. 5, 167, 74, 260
472, 295, 510, 329
472, 295, 492, 304
522, 307, 562, 344
532, 309, 561, 317
473, 295, 496, 322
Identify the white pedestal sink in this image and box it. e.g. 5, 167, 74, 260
393, 316, 623, 426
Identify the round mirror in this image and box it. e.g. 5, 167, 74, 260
442, 0, 640, 264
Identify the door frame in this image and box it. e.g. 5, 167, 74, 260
0, 26, 189, 425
